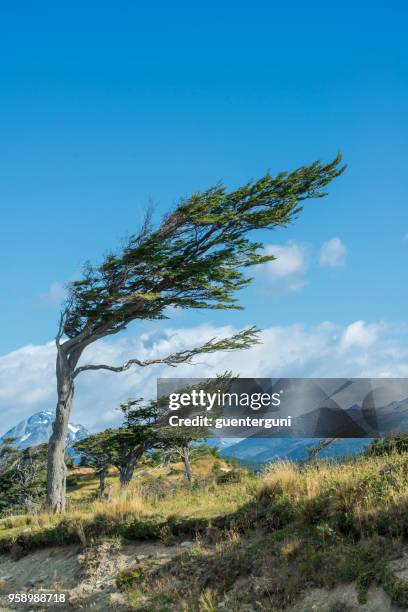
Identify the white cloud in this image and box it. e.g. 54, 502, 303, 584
36, 281, 67, 305
264, 243, 307, 278
260, 242, 308, 293
0, 320, 407, 436
319, 237, 347, 267
340, 320, 380, 350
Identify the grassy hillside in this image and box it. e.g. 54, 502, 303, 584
1, 450, 408, 610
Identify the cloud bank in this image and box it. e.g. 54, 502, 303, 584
0, 320, 407, 435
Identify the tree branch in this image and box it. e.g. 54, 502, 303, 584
56, 301, 71, 347
72, 327, 260, 378
301, 438, 337, 464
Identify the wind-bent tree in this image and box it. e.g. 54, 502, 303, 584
157, 398, 217, 485
0, 444, 48, 512
47, 155, 344, 512
74, 431, 115, 498
109, 374, 234, 486
104, 399, 161, 487
160, 440, 196, 485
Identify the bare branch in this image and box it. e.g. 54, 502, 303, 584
73, 357, 173, 377
55, 298, 74, 349
72, 327, 260, 379
301, 438, 337, 464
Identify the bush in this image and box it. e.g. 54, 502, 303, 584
366, 435, 408, 456
216, 470, 242, 484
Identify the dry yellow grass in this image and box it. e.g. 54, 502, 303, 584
0, 454, 250, 537
91, 487, 149, 522
2, 450, 408, 548
257, 452, 408, 531
4, 449, 408, 611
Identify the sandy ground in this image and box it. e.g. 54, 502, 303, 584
286, 550, 408, 612
0, 542, 407, 611
288, 583, 406, 612
0, 541, 180, 611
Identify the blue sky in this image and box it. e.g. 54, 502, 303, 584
0, 2, 407, 432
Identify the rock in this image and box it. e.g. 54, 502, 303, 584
0, 575, 12, 581
180, 541, 193, 548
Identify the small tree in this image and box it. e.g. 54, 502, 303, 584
0, 437, 19, 474
0, 444, 48, 512
89, 375, 232, 487
47, 156, 345, 511
75, 399, 162, 490
157, 420, 212, 484
155, 375, 231, 483
107, 399, 161, 486
366, 435, 408, 456
74, 431, 115, 497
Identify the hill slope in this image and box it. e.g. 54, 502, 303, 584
1, 450, 408, 610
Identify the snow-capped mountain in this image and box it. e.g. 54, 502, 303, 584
0, 411, 89, 449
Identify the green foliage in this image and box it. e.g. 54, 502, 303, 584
117, 566, 145, 590
366, 434, 408, 456
74, 430, 115, 475
75, 399, 164, 483
8, 443, 408, 610
155, 374, 234, 455
119, 399, 161, 443
215, 470, 243, 485
0, 437, 19, 470
62, 156, 344, 339
0, 443, 47, 514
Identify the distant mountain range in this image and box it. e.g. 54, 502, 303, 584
218, 437, 369, 464
214, 378, 408, 439
0, 410, 370, 466
0, 411, 89, 450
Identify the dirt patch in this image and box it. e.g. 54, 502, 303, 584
0, 541, 180, 611
288, 583, 405, 612
1, 541, 408, 611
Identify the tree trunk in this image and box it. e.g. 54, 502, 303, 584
99, 468, 107, 498
46, 351, 75, 513
162, 450, 171, 468
182, 447, 193, 484
119, 459, 137, 487
118, 444, 148, 487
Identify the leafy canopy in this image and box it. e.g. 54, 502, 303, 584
63, 156, 344, 339
74, 375, 234, 472
74, 399, 161, 472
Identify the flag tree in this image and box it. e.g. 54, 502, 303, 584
47, 155, 344, 512
155, 374, 234, 484
74, 430, 116, 498
103, 399, 161, 487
